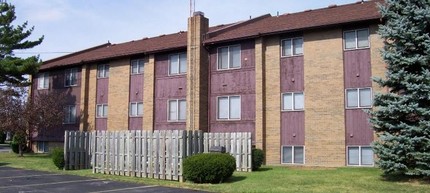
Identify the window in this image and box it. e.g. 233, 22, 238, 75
344, 29, 369, 50
346, 88, 372, 108
131, 59, 144, 74
64, 105, 76, 124
37, 141, 49, 153
282, 146, 305, 164
217, 96, 241, 120
130, 102, 143, 117
217, 45, 241, 70
168, 99, 186, 121
96, 104, 108, 118
97, 64, 109, 78
281, 37, 303, 57
282, 92, 304, 111
169, 53, 187, 75
348, 146, 374, 166
37, 73, 49, 89
64, 68, 78, 87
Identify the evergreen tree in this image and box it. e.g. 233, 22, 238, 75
0, 2, 43, 86
370, 0, 430, 177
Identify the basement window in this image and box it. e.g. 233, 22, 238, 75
347, 146, 374, 166
217, 45, 241, 70
282, 146, 304, 164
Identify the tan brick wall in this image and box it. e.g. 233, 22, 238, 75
143, 55, 155, 131
107, 58, 130, 130
264, 36, 281, 164
303, 29, 345, 167
370, 24, 386, 94
86, 64, 97, 131
79, 64, 89, 131
186, 14, 209, 131
255, 37, 265, 150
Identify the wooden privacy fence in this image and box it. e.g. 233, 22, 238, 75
64, 130, 252, 181
64, 131, 93, 170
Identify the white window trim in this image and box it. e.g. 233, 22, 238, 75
63, 105, 76, 124
64, 68, 78, 87
345, 87, 373, 109
131, 59, 144, 75
281, 145, 306, 165
216, 95, 241, 121
216, 45, 241, 71
97, 64, 109, 78
347, 146, 374, 167
129, 102, 143, 117
96, 104, 108, 118
281, 92, 305, 111
168, 53, 187, 76
167, 99, 186, 122
281, 37, 304, 57
343, 28, 370, 50
37, 72, 49, 90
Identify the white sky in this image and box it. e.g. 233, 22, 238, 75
11, 0, 357, 61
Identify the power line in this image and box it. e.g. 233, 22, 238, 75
13, 51, 73, 54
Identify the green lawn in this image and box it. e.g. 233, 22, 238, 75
0, 152, 429, 193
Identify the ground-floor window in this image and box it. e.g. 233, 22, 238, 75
37, 141, 49, 153
281, 146, 304, 164
347, 146, 374, 166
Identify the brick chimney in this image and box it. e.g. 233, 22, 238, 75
186, 11, 209, 131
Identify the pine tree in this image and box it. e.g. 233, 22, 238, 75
370, 0, 430, 177
0, 2, 43, 86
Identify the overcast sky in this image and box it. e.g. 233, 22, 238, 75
11, 0, 358, 61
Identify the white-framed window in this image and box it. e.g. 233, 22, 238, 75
344, 29, 369, 50
97, 64, 109, 78
131, 59, 144, 75
169, 53, 187, 75
346, 88, 372, 108
37, 72, 49, 89
217, 96, 241, 120
64, 68, 78, 87
281, 37, 303, 57
130, 102, 143, 117
96, 104, 108, 118
37, 141, 49, 153
347, 146, 374, 166
282, 92, 304, 111
282, 146, 305, 164
64, 105, 76, 124
217, 45, 241, 70
168, 99, 186, 121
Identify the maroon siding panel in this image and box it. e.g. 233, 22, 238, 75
154, 53, 187, 130
344, 49, 372, 88
96, 78, 109, 104
280, 56, 304, 92
129, 74, 144, 102
96, 118, 107, 131
281, 112, 305, 145
209, 40, 256, 142
129, 117, 143, 130
345, 109, 373, 145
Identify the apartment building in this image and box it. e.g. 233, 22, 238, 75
31, 0, 385, 167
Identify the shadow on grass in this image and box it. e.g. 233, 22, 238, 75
224, 176, 247, 183
253, 167, 272, 172
0, 163, 9, 167
381, 174, 430, 184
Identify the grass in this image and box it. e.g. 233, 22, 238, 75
0, 152, 429, 193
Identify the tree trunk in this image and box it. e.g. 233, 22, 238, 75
18, 143, 23, 157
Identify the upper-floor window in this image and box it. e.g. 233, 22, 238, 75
97, 64, 109, 78
64, 105, 76, 124
282, 92, 304, 111
130, 102, 143, 117
96, 104, 108, 118
37, 73, 49, 90
218, 45, 241, 70
64, 68, 78, 87
131, 59, 144, 75
217, 95, 241, 120
281, 37, 303, 57
168, 99, 186, 121
346, 88, 372, 108
344, 29, 369, 50
169, 53, 187, 75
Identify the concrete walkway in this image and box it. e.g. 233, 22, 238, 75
0, 144, 11, 153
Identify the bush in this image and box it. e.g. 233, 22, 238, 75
51, 147, 65, 170
183, 153, 236, 183
252, 148, 264, 171
11, 134, 26, 154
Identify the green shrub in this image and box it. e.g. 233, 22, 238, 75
11, 134, 26, 154
183, 153, 236, 183
51, 147, 65, 170
252, 148, 264, 171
